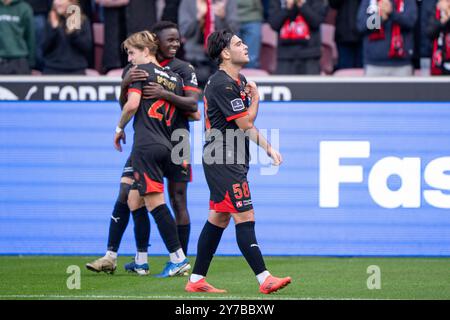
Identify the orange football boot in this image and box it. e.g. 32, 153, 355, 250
185, 278, 227, 293
259, 275, 292, 294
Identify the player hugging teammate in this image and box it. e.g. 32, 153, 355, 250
86, 23, 200, 278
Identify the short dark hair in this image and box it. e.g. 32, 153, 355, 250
207, 30, 234, 65
150, 21, 179, 37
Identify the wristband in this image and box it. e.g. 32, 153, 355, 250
115, 126, 123, 133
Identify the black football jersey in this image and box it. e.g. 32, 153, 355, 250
128, 62, 184, 150
161, 57, 201, 132
203, 70, 250, 166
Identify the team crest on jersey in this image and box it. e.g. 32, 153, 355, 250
236, 201, 243, 208
231, 98, 245, 112
190, 72, 198, 86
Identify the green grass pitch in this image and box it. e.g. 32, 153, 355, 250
1, 256, 449, 300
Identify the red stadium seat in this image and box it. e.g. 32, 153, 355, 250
320, 23, 338, 74
106, 68, 124, 76
85, 69, 100, 76
332, 68, 365, 76
320, 44, 334, 75
260, 23, 278, 74
240, 68, 269, 77
93, 23, 105, 74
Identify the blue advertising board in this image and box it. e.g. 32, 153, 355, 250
0, 101, 449, 256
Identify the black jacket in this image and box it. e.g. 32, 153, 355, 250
24, 0, 51, 15
43, 17, 93, 72
268, 0, 327, 59
329, 0, 362, 44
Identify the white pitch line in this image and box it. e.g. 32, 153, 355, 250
0, 294, 370, 300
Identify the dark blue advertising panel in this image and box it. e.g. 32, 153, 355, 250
1, 101, 449, 256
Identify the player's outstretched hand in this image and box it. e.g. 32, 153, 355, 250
268, 147, 283, 166
143, 82, 165, 100
114, 131, 126, 152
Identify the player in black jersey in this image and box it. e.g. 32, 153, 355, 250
86, 24, 201, 276
116, 30, 194, 277
121, 21, 202, 277
185, 30, 291, 294
86, 31, 193, 277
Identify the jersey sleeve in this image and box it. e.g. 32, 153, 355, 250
211, 81, 248, 122
127, 80, 143, 95
180, 63, 201, 94
175, 75, 185, 96
126, 66, 145, 95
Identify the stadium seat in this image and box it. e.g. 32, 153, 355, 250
320, 24, 338, 64
320, 44, 334, 75
332, 68, 365, 76
414, 69, 424, 76
106, 68, 124, 77
93, 22, 104, 74
260, 23, 278, 74
240, 68, 269, 77
85, 69, 100, 76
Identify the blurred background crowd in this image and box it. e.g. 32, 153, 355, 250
0, 0, 449, 83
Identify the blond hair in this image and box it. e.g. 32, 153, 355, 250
122, 31, 158, 55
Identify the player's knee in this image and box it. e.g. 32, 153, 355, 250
117, 182, 132, 204
170, 188, 190, 225
127, 189, 144, 211
208, 211, 231, 228
144, 193, 165, 212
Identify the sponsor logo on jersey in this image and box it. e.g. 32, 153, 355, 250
190, 73, 198, 86
154, 68, 178, 81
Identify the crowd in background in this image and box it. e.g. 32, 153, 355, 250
0, 0, 449, 80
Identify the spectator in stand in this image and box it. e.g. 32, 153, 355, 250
162, 0, 181, 23
329, 0, 363, 70
357, 0, 417, 76
427, 0, 450, 75
0, 0, 35, 74
178, 0, 240, 88
96, 0, 157, 73
411, 0, 436, 75
25, 0, 51, 72
42, 0, 92, 74
268, 0, 327, 75
237, 0, 263, 69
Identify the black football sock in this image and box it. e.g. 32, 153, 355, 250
131, 206, 150, 252
151, 204, 181, 253
236, 221, 266, 275
177, 224, 191, 256
192, 221, 225, 276
107, 201, 130, 252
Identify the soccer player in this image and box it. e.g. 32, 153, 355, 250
185, 30, 292, 294
116, 30, 193, 277
86, 30, 195, 277
124, 21, 202, 277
